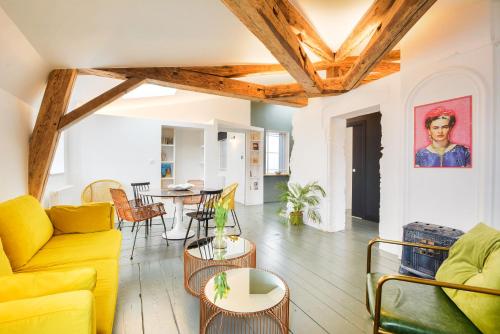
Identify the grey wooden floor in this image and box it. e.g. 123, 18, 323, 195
113, 203, 400, 334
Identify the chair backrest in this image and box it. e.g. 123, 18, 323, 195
221, 183, 238, 210
82, 179, 123, 204
187, 179, 204, 188
109, 188, 135, 222
131, 182, 152, 205
196, 189, 223, 220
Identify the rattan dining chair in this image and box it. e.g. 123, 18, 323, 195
110, 188, 169, 259
221, 183, 242, 236
183, 189, 223, 246
172, 179, 204, 226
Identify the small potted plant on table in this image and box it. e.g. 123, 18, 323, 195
277, 181, 326, 225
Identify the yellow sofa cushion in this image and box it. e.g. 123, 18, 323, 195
0, 195, 53, 270
47, 203, 114, 235
0, 239, 12, 277
0, 290, 95, 334
19, 229, 122, 272
18, 259, 118, 334
0, 267, 96, 303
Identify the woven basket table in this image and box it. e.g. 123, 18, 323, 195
184, 235, 256, 297
200, 268, 289, 334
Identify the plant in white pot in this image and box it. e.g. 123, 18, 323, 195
277, 181, 326, 225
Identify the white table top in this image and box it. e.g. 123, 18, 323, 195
204, 268, 287, 313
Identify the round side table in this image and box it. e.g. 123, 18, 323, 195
200, 268, 289, 334
184, 236, 256, 296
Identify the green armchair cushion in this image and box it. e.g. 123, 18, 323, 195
435, 223, 500, 334
367, 273, 480, 334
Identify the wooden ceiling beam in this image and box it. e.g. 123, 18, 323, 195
275, 0, 335, 62
87, 67, 308, 107
58, 77, 145, 131
29, 69, 77, 199
221, 0, 323, 94
335, 0, 394, 62
342, 0, 436, 89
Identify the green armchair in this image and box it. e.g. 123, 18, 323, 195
366, 238, 500, 334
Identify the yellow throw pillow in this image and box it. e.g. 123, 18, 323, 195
47, 202, 113, 234
0, 267, 97, 303
0, 195, 54, 270
0, 238, 12, 276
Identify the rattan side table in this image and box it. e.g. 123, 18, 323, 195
200, 268, 289, 334
184, 236, 256, 296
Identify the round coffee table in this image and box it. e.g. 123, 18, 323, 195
200, 268, 289, 334
184, 236, 256, 296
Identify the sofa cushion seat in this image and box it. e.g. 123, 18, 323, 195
18, 229, 121, 272
367, 273, 481, 334
18, 258, 118, 334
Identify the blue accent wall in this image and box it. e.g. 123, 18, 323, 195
250, 102, 296, 203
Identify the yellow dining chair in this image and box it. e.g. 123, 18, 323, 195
81, 179, 123, 204
221, 183, 241, 236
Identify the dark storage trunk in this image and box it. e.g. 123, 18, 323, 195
399, 222, 464, 279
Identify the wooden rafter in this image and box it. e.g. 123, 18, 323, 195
84, 67, 307, 107
29, 69, 77, 199
342, 0, 437, 89
335, 0, 394, 62
221, 0, 323, 94
176, 50, 400, 79
58, 77, 145, 130
275, 0, 334, 62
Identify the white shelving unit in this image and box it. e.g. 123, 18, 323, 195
161, 127, 175, 188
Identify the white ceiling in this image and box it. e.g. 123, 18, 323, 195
0, 0, 372, 68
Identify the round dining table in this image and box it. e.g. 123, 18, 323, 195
139, 187, 209, 240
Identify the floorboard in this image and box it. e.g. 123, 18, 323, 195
114, 203, 399, 334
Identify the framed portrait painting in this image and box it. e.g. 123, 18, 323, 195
414, 95, 472, 168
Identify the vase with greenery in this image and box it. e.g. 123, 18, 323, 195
213, 197, 230, 249
277, 181, 326, 225
213, 271, 230, 302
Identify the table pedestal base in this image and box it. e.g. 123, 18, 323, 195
162, 230, 195, 240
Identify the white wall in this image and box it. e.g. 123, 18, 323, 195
290, 0, 500, 252
175, 127, 204, 184
0, 6, 49, 201
0, 88, 34, 201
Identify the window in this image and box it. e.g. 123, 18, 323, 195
265, 131, 289, 175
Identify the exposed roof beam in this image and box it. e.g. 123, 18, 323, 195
335, 0, 394, 62
84, 67, 307, 107
221, 0, 323, 94
342, 0, 436, 89
275, 0, 335, 62
29, 69, 77, 199
58, 77, 146, 130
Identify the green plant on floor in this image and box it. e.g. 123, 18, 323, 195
213, 271, 230, 302
277, 181, 326, 225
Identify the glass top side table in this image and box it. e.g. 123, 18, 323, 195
200, 268, 289, 334
183, 236, 256, 297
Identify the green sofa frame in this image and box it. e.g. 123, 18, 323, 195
366, 238, 500, 334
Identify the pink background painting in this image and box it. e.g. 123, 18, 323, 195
414, 95, 472, 167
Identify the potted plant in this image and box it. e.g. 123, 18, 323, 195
277, 181, 326, 225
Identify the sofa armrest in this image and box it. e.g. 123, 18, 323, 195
47, 202, 115, 234
0, 267, 96, 303
371, 274, 500, 333
0, 290, 95, 334
366, 238, 450, 274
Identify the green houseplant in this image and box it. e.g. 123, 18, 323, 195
213, 197, 230, 249
277, 181, 326, 225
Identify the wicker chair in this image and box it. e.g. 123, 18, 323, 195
110, 188, 169, 259
221, 183, 241, 236
81, 179, 123, 204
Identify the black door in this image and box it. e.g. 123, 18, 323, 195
347, 112, 381, 222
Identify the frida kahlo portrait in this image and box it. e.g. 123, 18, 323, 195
414, 96, 472, 168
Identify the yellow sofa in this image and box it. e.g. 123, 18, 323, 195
0, 195, 122, 334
